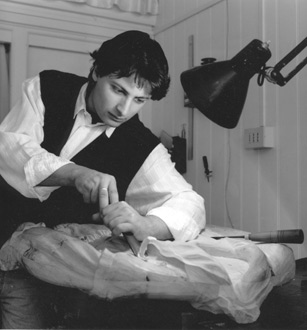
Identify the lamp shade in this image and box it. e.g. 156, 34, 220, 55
180, 39, 272, 128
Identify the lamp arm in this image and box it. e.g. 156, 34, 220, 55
264, 36, 307, 86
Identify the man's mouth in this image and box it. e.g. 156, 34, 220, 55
108, 112, 126, 123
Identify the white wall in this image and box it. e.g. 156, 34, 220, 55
0, 0, 155, 125
153, 0, 307, 259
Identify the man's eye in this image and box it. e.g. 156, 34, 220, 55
112, 85, 123, 94
135, 98, 146, 104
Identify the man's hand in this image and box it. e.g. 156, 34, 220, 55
73, 166, 119, 209
99, 201, 145, 240
97, 201, 172, 241
39, 163, 119, 210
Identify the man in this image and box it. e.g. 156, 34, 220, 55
0, 30, 205, 328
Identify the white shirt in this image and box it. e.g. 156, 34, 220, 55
0, 75, 206, 241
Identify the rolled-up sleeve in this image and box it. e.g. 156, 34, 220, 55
0, 76, 71, 200
125, 144, 206, 241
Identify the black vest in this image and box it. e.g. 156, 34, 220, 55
0, 70, 159, 246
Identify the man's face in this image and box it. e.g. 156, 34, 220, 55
87, 73, 151, 127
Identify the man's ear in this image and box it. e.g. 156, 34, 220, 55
92, 67, 98, 82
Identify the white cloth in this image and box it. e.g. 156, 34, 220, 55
0, 222, 296, 324
0, 75, 205, 241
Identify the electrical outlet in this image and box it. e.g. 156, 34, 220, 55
244, 126, 274, 149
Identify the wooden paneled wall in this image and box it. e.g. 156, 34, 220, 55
153, 0, 307, 259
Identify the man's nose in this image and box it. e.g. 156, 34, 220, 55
116, 98, 131, 116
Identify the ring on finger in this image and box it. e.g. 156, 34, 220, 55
101, 187, 108, 191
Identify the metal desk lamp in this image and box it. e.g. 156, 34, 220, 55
180, 37, 307, 129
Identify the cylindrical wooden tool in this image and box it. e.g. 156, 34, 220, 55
213, 229, 304, 244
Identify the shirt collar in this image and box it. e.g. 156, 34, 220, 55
74, 82, 115, 138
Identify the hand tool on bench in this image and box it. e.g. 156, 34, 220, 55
212, 229, 304, 244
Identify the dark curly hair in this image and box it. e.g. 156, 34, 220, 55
88, 30, 170, 101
